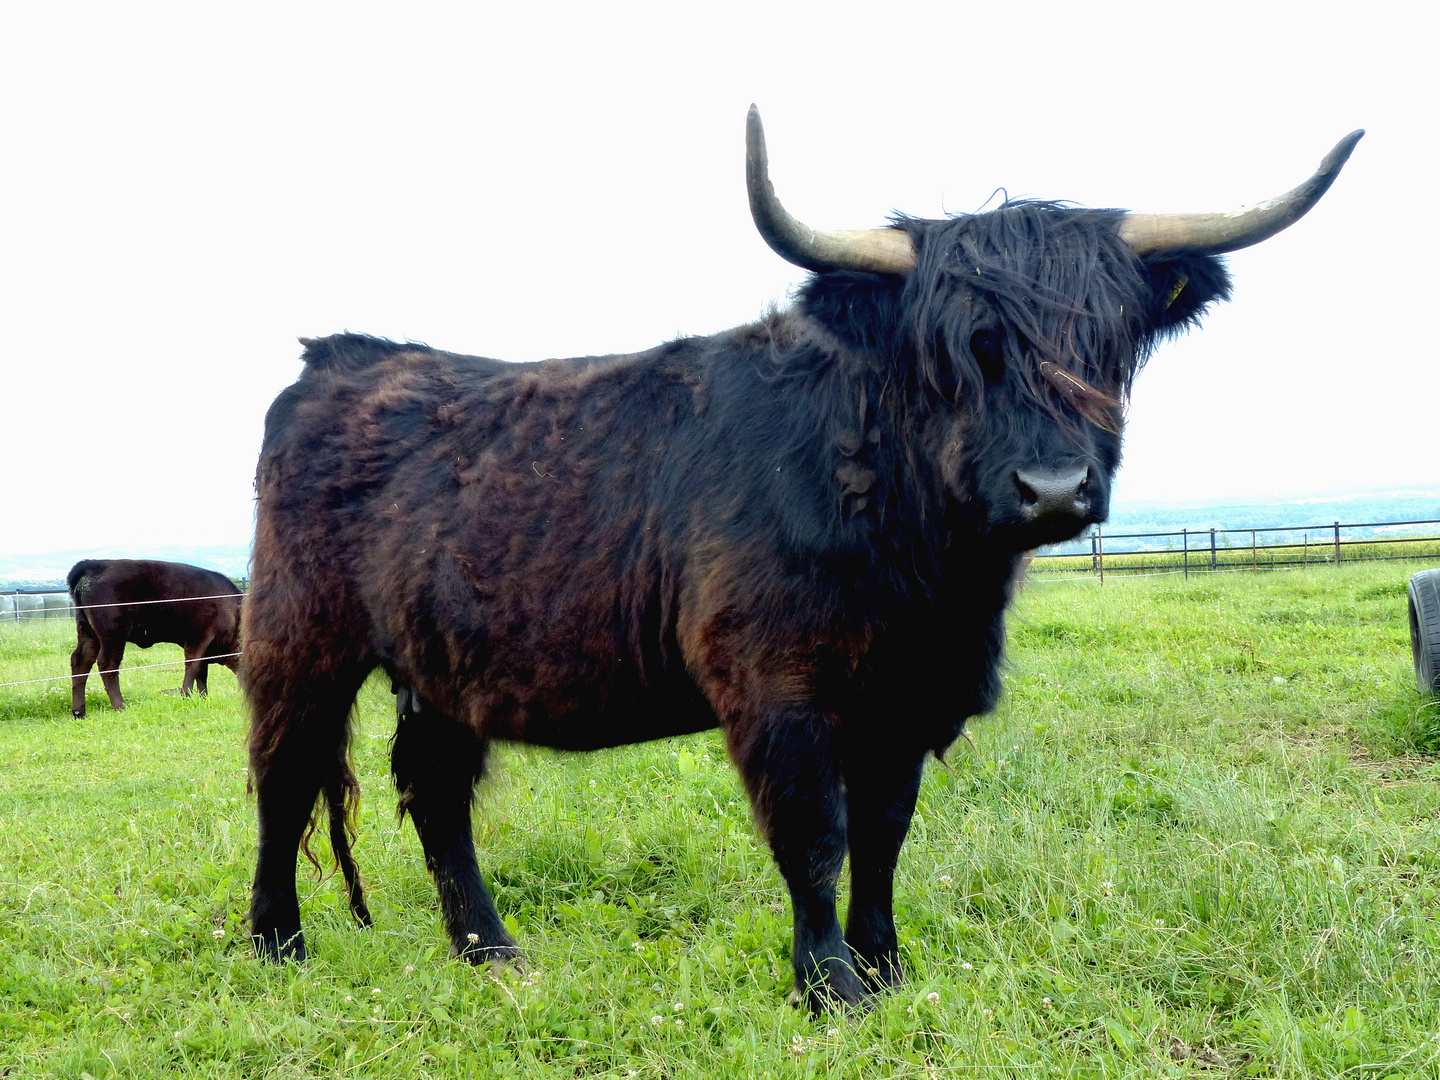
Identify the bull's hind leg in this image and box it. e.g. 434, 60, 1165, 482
97, 639, 127, 711
732, 707, 864, 1013
70, 620, 100, 718
391, 688, 519, 965
842, 743, 925, 994
247, 662, 366, 962
181, 638, 214, 697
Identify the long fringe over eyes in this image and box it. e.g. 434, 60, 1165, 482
897, 203, 1159, 431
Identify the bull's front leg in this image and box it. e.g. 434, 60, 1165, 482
842, 741, 925, 994
731, 705, 863, 1013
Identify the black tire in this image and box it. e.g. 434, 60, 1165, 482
1409, 569, 1440, 696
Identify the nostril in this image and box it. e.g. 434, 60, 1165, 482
1015, 472, 1039, 507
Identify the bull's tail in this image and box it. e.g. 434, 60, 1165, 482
296, 720, 373, 927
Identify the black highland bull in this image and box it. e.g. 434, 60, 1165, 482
68, 558, 243, 717
244, 108, 1361, 1011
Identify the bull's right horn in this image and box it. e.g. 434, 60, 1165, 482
746, 105, 918, 276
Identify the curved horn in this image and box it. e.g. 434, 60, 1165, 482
746, 105, 917, 275
1118, 130, 1364, 256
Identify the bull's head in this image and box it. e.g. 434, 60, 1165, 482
747, 106, 1361, 552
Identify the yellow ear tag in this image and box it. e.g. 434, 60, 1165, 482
1165, 274, 1189, 309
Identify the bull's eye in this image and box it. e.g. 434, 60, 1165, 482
969, 328, 1005, 384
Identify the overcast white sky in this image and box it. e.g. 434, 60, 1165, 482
1, 2, 1434, 557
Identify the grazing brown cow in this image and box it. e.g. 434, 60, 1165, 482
244, 108, 1360, 1012
68, 558, 242, 717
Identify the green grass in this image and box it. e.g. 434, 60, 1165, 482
2, 563, 1438, 1077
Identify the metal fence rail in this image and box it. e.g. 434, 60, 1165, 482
1033, 518, 1440, 578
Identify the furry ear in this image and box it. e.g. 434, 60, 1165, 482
797, 271, 906, 351
1139, 252, 1232, 340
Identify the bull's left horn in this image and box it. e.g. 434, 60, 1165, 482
1118, 130, 1364, 256
746, 105, 917, 275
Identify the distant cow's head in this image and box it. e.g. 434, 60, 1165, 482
748, 107, 1361, 553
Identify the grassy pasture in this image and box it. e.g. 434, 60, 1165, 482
1, 564, 1438, 1078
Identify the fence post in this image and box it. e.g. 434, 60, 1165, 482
1182, 528, 1188, 580
1097, 524, 1104, 586
1334, 520, 1341, 565
1210, 528, 1217, 570
1252, 530, 1257, 571
1091, 532, 1097, 573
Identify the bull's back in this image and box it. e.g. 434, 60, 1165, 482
252, 334, 715, 744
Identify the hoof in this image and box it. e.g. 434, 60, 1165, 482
790, 961, 868, 1015
459, 940, 526, 971
251, 927, 307, 964
851, 947, 905, 994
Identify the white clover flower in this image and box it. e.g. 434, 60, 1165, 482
212, 929, 225, 939
827, 1027, 840, 1038
631, 941, 644, 953
961, 961, 973, 971
404, 965, 415, 975
467, 932, 480, 944
982, 1008, 994, 1018
345, 995, 354, 1003
1040, 997, 1052, 1008
650, 1015, 664, 1027
372, 987, 381, 995
926, 991, 940, 1004
673, 1001, 684, 1012
674, 1018, 683, 1028
938, 874, 953, 889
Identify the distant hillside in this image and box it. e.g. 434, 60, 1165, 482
0, 544, 251, 590
1045, 488, 1440, 555
1105, 489, 1440, 533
